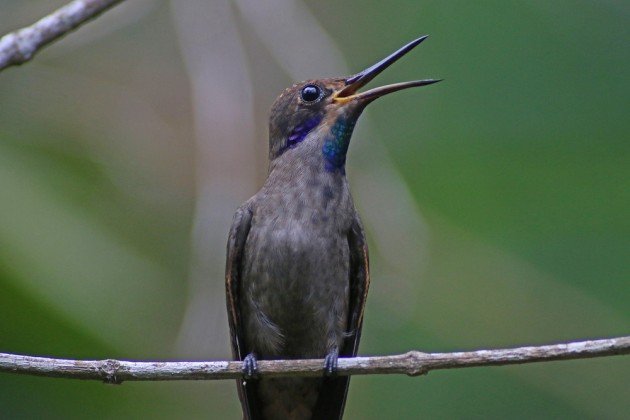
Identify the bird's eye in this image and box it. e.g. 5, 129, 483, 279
301, 85, 321, 102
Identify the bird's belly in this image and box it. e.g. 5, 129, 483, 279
241, 222, 350, 359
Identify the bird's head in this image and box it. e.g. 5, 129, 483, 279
268, 36, 440, 173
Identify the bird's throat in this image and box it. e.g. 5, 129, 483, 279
322, 117, 357, 173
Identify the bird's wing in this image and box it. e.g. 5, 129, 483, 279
225, 203, 260, 420
344, 213, 371, 357
312, 213, 370, 419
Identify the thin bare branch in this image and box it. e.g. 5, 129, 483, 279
1, 336, 628, 384
0, 0, 124, 71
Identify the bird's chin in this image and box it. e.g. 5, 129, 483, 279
330, 99, 369, 121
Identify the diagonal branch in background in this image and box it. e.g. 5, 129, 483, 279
1, 336, 628, 384
0, 0, 125, 72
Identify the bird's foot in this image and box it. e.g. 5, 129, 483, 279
323, 348, 339, 377
242, 353, 259, 380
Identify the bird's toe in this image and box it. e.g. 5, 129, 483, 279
323, 348, 339, 377
242, 353, 259, 379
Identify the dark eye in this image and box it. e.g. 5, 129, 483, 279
301, 85, 321, 102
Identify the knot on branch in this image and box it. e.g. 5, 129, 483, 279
404, 351, 429, 377
99, 359, 123, 384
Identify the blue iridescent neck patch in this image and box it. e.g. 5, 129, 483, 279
322, 117, 356, 172
285, 115, 323, 150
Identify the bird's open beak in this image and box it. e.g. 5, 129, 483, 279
334, 36, 440, 104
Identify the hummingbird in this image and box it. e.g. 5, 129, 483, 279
225, 36, 439, 420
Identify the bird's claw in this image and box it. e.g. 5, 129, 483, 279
243, 353, 259, 380
324, 349, 339, 377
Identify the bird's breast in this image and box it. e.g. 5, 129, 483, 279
240, 176, 354, 358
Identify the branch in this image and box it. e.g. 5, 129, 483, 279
0, 0, 124, 72
1, 336, 628, 384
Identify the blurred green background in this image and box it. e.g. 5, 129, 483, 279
0, 0, 628, 418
